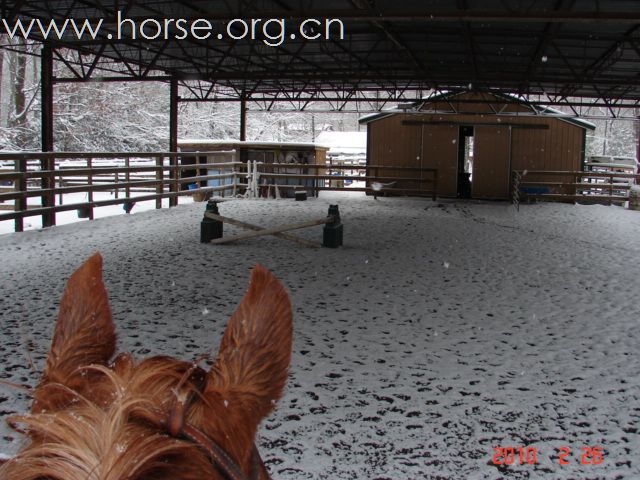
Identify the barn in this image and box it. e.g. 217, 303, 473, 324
360, 91, 596, 200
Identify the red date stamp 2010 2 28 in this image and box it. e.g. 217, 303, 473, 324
492, 446, 604, 466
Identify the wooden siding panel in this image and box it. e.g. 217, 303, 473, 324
473, 126, 511, 199
369, 115, 424, 190
421, 125, 458, 196
512, 128, 547, 171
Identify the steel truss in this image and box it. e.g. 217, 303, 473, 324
0, 1, 638, 120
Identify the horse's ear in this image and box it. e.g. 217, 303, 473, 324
205, 264, 293, 428
33, 253, 116, 412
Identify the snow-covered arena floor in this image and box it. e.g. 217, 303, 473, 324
1, 192, 639, 479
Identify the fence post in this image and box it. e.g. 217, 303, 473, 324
232, 158, 237, 197
170, 153, 179, 207
41, 155, 56, 228
156, 155, 164, 209
125, 156, 131, 199
88, 157, 94, 220
15, 157, 27, 232
609, 173, 613, 205
58, 167, 63, 205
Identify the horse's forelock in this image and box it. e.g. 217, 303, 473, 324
5, 357, 222, 480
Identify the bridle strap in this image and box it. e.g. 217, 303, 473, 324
139, 407, 266, 480
180, 422, 250, 480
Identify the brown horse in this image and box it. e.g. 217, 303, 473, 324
0, 253, 293, 480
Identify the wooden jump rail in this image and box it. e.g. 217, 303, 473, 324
512, 170, 640, 207
209, 216, 331, 245
204, 211, 320, 248
200, 201, 343, 248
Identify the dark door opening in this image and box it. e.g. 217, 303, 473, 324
457, 126, 474, 198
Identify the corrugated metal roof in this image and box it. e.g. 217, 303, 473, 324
2, 1, 638, 104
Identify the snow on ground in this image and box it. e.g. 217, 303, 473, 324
1, 192, 639, 479
0, 191, 194, 234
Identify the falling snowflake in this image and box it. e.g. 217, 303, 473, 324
443, 261, 450, 269
202, 307, 210, 315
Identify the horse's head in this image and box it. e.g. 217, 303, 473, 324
1, 253, 293, 480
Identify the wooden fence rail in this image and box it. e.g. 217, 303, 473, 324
0, 152, 439, 233
512, 170, 640, 207
0, 152, 243, 232
244, 163, 438, 200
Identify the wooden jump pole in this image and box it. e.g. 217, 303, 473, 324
204, 211, 321, 248
200, 200, 343, 247
209, 215, 333, 245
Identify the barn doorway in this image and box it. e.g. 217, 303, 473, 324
457, 126, 474, 198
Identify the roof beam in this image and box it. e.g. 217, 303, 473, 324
560, 24, 640, 97
521, 0, 576, 91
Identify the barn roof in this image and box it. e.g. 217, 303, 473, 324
358, 90, 597, 130
2, 1, 639, 107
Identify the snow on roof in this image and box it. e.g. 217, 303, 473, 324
358, 110, 398, 124
535, 104, 596, 130
315, 131, 367, 155
178, 139, 328, 150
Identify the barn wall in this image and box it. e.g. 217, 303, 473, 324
510, 117, 584, 193
510, 117, 583, 171
367, 114, 423, 191
368, 114, 421, 171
